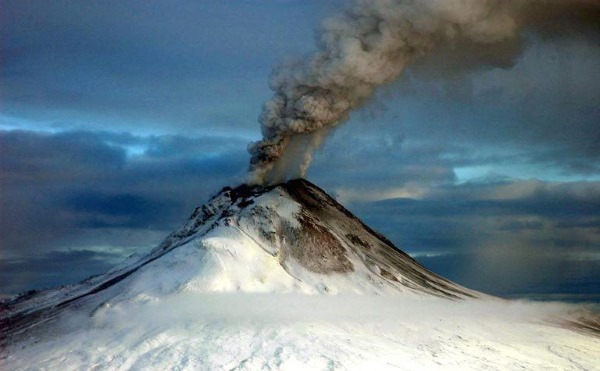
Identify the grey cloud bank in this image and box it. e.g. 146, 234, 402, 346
2, 129, 599, 298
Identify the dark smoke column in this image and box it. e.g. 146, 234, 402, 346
247, 0, 599, 185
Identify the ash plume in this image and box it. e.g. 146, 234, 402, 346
248, 0, 600, 185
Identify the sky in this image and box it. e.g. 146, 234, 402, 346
1, 0, 599, 300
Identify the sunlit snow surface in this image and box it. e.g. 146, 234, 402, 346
2, 180, 599, 369
3, 295, 600, 370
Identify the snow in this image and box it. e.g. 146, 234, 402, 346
2, 180, 599, 370
2, 295, 599, 370
250, 190, 302, 229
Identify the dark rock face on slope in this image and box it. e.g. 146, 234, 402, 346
0, 179, 479, 346
278, 180, 477, 297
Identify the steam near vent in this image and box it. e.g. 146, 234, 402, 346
247, 0, 600, 185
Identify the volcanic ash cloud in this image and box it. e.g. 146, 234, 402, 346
247, 0, 600, 185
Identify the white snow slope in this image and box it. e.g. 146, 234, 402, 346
1, 179, 599, 370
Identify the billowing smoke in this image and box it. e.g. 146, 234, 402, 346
248, 0, 599, 185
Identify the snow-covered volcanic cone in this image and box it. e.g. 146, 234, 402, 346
1, 179, 599, 369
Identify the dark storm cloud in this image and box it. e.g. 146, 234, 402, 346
416, 252, 600, 299
64, 193, 169, 229
309, 129, 459, 194
556, 220, 600, 230
352, 180, 600, 235
362, 188, 600, 220
0, 129, 248, 256
0, 130, 126, 183
341, 179, 600, 298
393, 35, 600, 170
0, 0, 328, 134
308, 128, 600, 259
0, 250, 123, 297
499, 220, 544, 231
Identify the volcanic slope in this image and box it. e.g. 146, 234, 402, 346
1, 179, 599, 370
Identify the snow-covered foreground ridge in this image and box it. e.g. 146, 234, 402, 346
1, 179, 599, 370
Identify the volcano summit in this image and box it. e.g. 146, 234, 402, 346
1, 179, 599, 370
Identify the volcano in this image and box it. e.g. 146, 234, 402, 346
1, 179, 598, 370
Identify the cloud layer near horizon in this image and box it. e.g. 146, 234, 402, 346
1, 129, 599, 297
